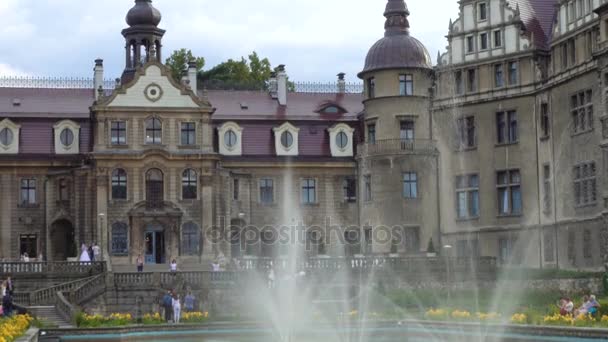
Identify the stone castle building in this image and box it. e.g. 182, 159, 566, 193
1, 0, 607, 270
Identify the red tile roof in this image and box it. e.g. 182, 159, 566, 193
0, 88, 94, 118
509, 0, 558, 50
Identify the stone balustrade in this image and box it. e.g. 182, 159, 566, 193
70, 274, 106, 306
14, 275, 100, 306
0, 261, 106, 276
357, 139, 438, 157
113, 271, 238, 290
56, 291, 77, 324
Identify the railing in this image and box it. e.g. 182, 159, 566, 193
114, 272, 155, 288
15, 275, 100, 306
114, 271, 238, 290
0, 261, 106, 276
0, 76, 115, 89
56, 291, 76, 325
70, 273, 106, 306
292, 81, 363, 94
357, 139, 438, 157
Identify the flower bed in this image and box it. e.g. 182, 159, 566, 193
76, 313, 133, 328
0, 314, 33, 342
182, 311, 209, 323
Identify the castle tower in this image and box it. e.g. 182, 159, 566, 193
121, 0, 165, 84
357, 0, 440, 255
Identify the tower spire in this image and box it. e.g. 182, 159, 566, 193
384, 0, 410, 37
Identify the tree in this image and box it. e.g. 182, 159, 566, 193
200, 51, 273, 90
165, 48, 205, 82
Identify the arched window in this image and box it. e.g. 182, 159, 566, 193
280, 131, 293, 149
224, 130, 237, 149
145, 118, 162, 144
111, 169, 127, 200
182, 169, 197, 200
181, 222, 200, 256
111, 222, 128, 255
336, 131, 348, 149
146, 169, 164, 207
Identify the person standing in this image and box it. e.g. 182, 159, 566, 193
162, 290, 173, 323
79, 244, 91, 262
92, 243, 101, 262
136, 255, 144, 272
6, 276, 13, 296
172, 294, 182, 324
184, 291, 195, 312
170, 259, 178, 273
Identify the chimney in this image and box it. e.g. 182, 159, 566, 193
337, 72, 346, 94
188, 60, 198, 93
269, 72, 278, 99
277, 64, 287, 106
94, 59, 104, 100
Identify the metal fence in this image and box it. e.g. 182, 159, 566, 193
292, 81, 363, 94
0, 76, 115, 89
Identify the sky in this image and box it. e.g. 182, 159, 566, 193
0, 0, 459, 82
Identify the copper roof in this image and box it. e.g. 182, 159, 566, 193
126, 0, 162, 27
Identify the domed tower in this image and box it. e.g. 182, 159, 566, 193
121, 0, 165, 83
357, 0, 439, 255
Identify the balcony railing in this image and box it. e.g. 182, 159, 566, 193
357, 139, 437, 157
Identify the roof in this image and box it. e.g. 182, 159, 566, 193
207, 91, 364, 121
508, 0, 558, 50
0, 88, 93, 118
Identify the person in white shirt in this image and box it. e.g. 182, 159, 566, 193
92, 243, 101, 261
170, 259, 178, 272
172, 294, 182, 324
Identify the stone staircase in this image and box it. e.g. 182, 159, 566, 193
27, 306, 73, 328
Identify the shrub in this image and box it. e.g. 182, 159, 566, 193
0, 314, 33, 342
182, 311, 209, 323
510, 313, 527, 324
142, 313, 164, 325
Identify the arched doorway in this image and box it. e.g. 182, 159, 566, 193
144, 224, 165, 264
51, 219, 75, 261
146, 169, 164, 208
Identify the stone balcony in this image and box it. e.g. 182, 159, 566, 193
357, 139, 438, 158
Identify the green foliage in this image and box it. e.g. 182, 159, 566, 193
200, 51, 273, 90
165, 48, 205, 82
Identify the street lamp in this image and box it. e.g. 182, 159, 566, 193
443, 244, 453, 308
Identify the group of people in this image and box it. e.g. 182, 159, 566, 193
79, 243, 101, 262
0, 276, 14, 317
160, 290, 196, 324
559, 295, 602, 317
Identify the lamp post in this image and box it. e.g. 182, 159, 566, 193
443, 244, 453, 308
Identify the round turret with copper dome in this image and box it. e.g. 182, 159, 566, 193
126, 0, 162, 27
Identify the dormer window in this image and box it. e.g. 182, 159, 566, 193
328, 123, 355, 157
324, 106, 340, 114
273, 122, 300, 156
0, 119, 20, 154
53, 120, 80, 155
218, 122, 243, 156
336, 132, 348, 149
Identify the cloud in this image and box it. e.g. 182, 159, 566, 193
0, 63, 29, 76
0, 0, 459, 81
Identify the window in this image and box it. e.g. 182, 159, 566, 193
466, 36, 474, 53
400, 121, 414, 141
260, 178, 274, 204
455, 71, 463, 95
478, 2, 487, 20
367, 124, 376, 144
367, 77, 375, 98
543, 229, 555, 262
19, 234, 37, 259
402, 172, 418, 198
568, 38, 576, 66
583, 229, 592, 259
457, 116, 476, 148
280, 131, 293, 149
494, 64, 504, 88
497, 170, 522, 215
561, 43, 568, 70
467, 69, 476, 92
60, 128, 74, 146
301, 179, 316, 204
58, 178, 69, 201
181, 122, 196, 146
182, 169, 197, 200
110, 121, 126, 145
540, 103, 550, 137
456, 174, 480, 219
508, 61, 518, 85
577, 0, 583, 18
573, 161, 597, 206
233, 178, 239, 200
323, 106, 340, 114
364, 175, 372, 201
568, 1, 575, 22
224, 130, 237, 149
181, 222, 200, 256
145, 169, 164, 207
0, 128, 13, 146
336, 131, 348, 149
480, 33, 488, 50
498, 237, 513, 264
111, 222, 128, 256
399, 74, 413, 96
20, 179, 36, 205
571, 90, 593, 134
111, 169, 127, 200
496, 110, 517, 144
543, 165, 551, 214
145, 118, 162, 144
494, 30, 502, 47
343, 177, 357, 203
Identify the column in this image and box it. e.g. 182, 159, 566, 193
201, 173, 214, 260
96, 172, 111, 271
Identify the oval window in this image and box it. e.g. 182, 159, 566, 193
0, 128, 13, 146
336, 131, 348, 149
224, 130, 237, 149
280, 131, 293, 149
60, 128, 74, 146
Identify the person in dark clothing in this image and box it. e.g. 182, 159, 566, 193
6, 276, 14, 296
2, 293, 13, 316
162, 290, 173, 323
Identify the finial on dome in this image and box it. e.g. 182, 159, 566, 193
384, 0, 410, 37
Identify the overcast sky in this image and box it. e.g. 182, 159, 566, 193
0, 0, 458, 82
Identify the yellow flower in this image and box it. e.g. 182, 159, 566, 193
451, 310, 471, 319
510, 313, 527, 324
